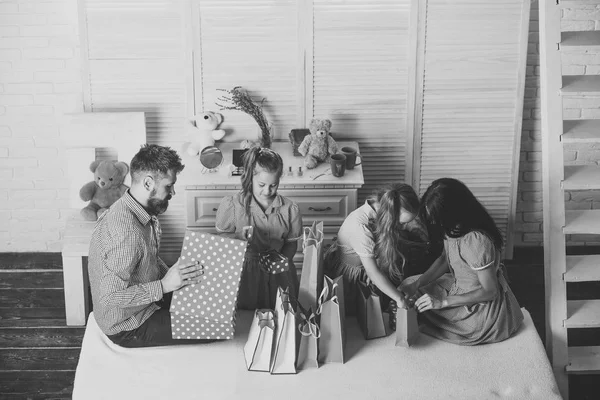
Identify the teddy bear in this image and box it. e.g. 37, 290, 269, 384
298, 118, 339, 169
79, 160, 129, 221
185, 111, 226, 157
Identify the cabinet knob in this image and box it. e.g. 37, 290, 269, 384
308, 206, 332, 212
212, 208, 218, 212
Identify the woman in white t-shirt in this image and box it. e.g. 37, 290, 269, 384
324, 183, 429, 309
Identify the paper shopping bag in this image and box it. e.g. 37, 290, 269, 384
170, 230, 247, 340
244, 309, 276, 372
316, 275, 346, 364
395, 307, 420, 347
270, 287, 298, 374
357, 281, 388, 340
298, 221, 324, 311
296, 305, 319, 370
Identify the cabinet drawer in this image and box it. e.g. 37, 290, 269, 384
186, 190, 238, 227
188, 189, 356, 228
279, 189, 356, 225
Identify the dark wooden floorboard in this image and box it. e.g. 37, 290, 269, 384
570, 375, 600, 400
0, 328, 84, 348
0, 272, 63, 289
0, 319, 67, 328
0, 348, 80, 370
0, 288, 65, 308
0, 371, 75, 397
0, 253, 62, 270
0, 307, 66, 321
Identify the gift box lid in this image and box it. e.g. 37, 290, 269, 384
170, 231, 247, 322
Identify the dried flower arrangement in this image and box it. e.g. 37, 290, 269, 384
216, 86, 272, 148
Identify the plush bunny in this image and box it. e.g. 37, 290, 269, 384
186, 111, 226, 156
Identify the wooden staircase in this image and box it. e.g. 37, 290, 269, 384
540, 0, 600, 398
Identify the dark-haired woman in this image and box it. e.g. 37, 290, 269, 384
325, 183, 428, 309
401, 177, 523, 345
215, 147, 302, 310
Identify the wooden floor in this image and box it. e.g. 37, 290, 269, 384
0, 250, 598, 399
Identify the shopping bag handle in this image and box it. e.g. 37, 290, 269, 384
278, 287, 295, 313
302, 224, 323, 249
298, 312, 320, 338
316, 280, 339, 315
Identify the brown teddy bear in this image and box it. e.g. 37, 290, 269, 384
79, 160, 129, 221
298, 118, 339, 169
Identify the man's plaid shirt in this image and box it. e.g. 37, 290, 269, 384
88, 190, 170, 335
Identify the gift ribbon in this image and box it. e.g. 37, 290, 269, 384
298, 311, 320, 338
316, 281, 339, 316
257, 250, 289, 275
256, 310, 275, 330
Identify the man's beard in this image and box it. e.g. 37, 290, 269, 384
147, 190, 171, 215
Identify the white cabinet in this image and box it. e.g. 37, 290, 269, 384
181, 141, 364, 267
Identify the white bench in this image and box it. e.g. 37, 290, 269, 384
62, 217, 95, 325
60, 112, 146, 326
73, 308, 561, 400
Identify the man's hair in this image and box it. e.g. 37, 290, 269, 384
130, 144, 185, 182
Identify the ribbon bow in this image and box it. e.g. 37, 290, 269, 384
258, 250, 289, 275
255, 309, 275, 330
297, 307, 320, 338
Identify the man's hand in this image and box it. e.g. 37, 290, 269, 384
160, 259, 204, 294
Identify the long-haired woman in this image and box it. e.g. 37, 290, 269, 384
401, 177, 523, 345
325, 183, 429, 309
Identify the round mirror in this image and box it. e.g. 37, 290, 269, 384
199, 146, 223, 170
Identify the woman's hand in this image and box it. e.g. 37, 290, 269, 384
400, 280, 420, 300
414, 293, 447, 312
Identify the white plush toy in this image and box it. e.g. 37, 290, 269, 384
186, 111, 227, 156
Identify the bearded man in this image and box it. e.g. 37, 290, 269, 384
88, 144, 209, 347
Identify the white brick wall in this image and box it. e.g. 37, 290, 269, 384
513, 1, 600, 247
0, 0, 594, 252
514, 1, 543, 247
0, 0, 82, 252
561, 3, 600, 247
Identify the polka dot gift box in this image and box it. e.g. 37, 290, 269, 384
170, 230, 248, 340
